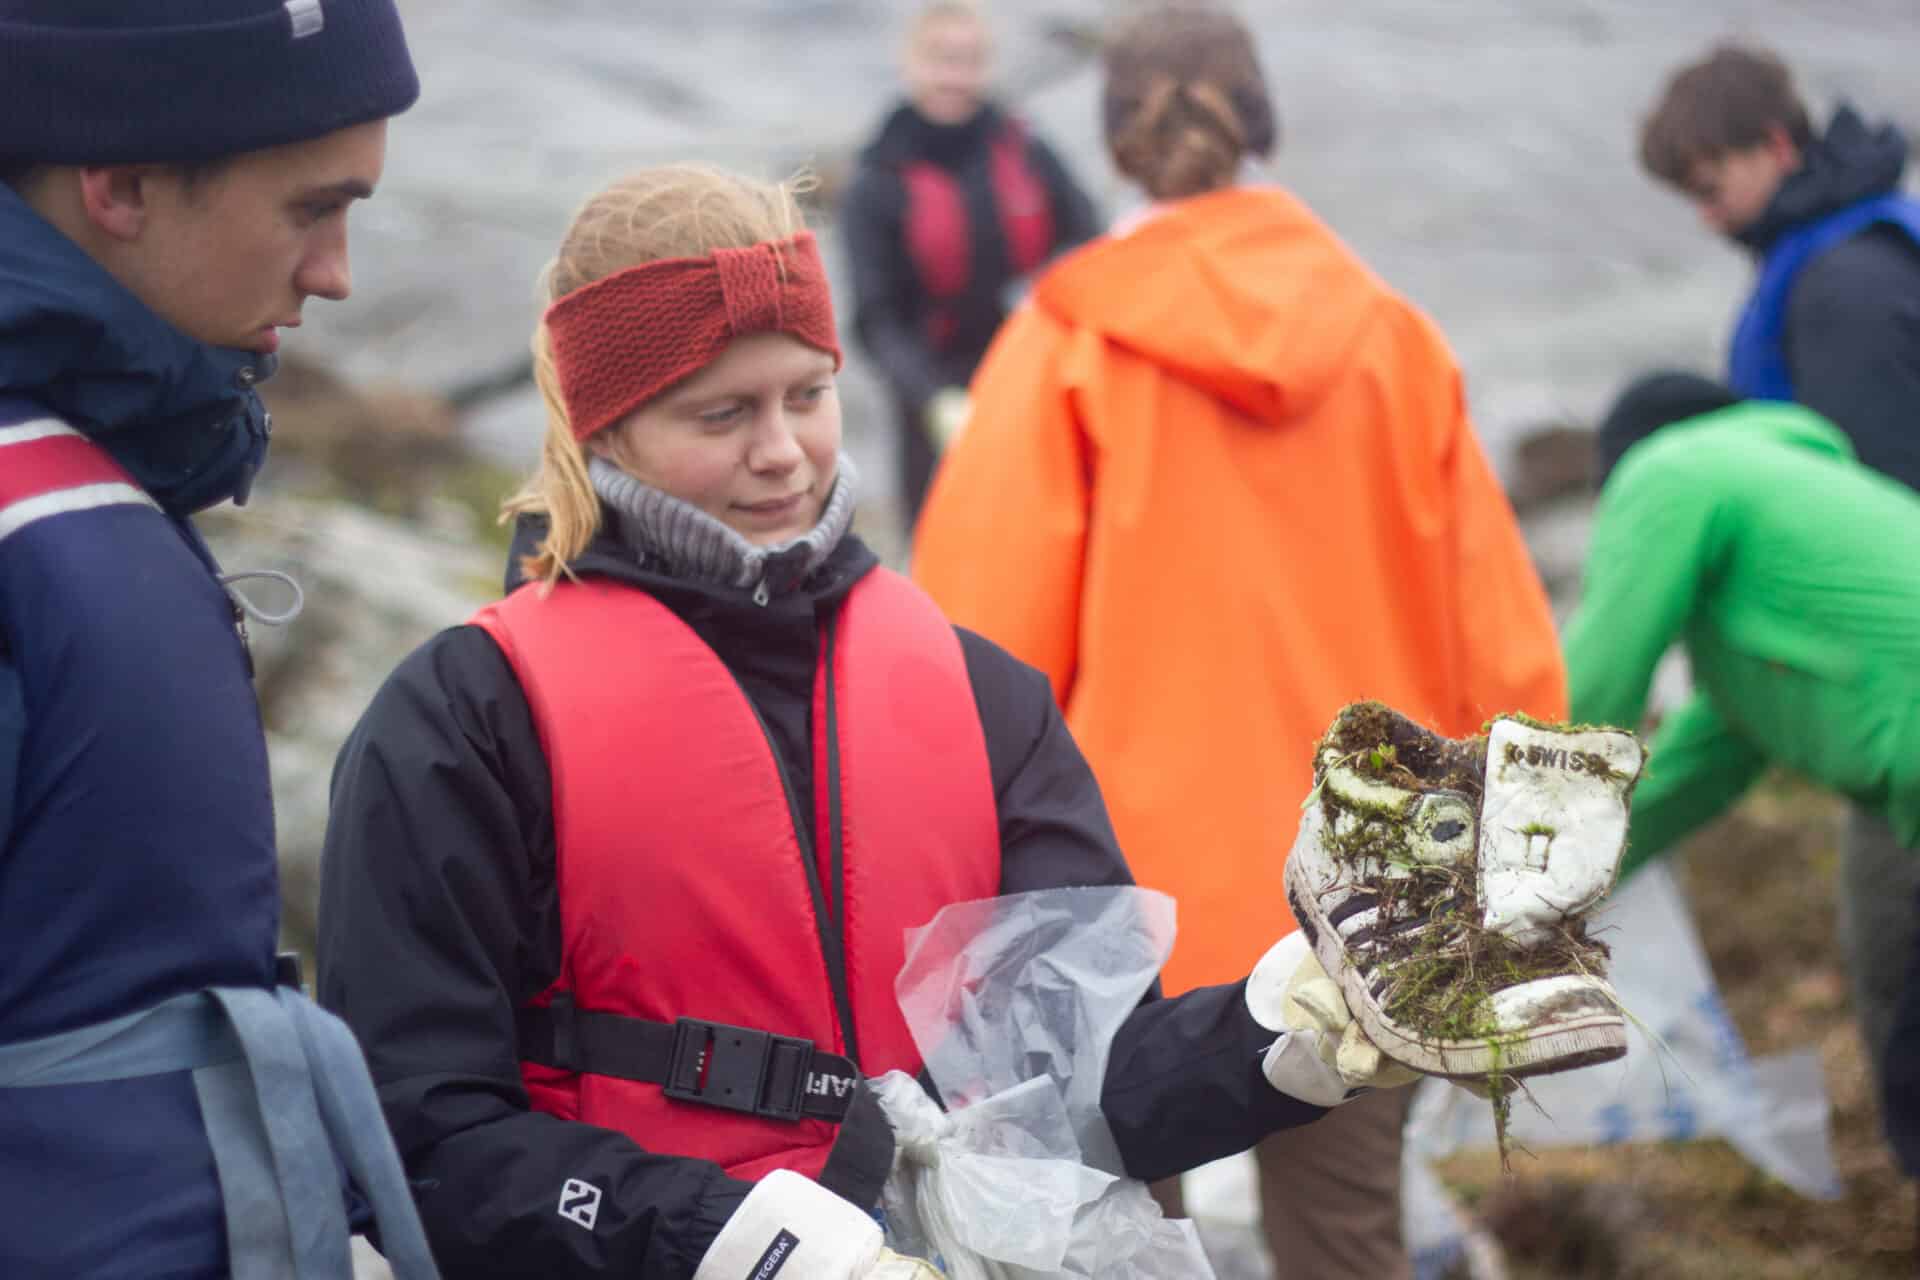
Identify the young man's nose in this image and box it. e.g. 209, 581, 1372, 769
296, 225, 354, 302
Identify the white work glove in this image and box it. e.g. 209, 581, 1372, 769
922, 386, 971, 453
693, 1169, 941, 1280
1245, 931, 1420, 1107
869, 1250, 944, 1279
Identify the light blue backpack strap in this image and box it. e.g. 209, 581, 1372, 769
194, 1058, 301, 1279
0, 985, 438, 1278
285, 994, 441, 1279
0, 990, 239, 1086
205, 986, 354, 1280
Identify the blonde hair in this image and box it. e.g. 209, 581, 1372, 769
1102, 3, 1276, 201
503, 165, 812, 584
908, 0, 988, 45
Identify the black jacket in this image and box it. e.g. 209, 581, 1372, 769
1738, 106, 1920, 492
316, 525, 1322, 1279
842, 102, 1099, 412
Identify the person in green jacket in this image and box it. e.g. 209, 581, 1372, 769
1563, 370, 1920, 1186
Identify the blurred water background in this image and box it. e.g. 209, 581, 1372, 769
295, 0, 1920, 503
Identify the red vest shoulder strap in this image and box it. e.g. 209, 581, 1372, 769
900, 119, 1058, 350
988, 120, 1056, 277
901, 159, 971, 356
818, 569, 1000, 1067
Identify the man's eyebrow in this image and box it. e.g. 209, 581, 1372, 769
295, 179, 376, 202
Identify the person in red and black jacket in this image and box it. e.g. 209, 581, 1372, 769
315, 163, 1424, 1280
841, 0, 1099, 534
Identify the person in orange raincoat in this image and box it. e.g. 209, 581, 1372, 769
911, 7, 1566, 1277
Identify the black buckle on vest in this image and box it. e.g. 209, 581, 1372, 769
663, 1018, 813, 1121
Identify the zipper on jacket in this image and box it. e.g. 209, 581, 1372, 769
752, 577, 770, 607
230, 599, 255, 679
822, 616, 848, 989
732, 672, 861, 1067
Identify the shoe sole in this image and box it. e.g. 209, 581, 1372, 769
1286, 858, 1628, 1080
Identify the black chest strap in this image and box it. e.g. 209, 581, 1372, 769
515, 995, 862, 1123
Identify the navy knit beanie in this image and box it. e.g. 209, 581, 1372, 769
1594, 370, 1741, 491
0, 0, 419, 167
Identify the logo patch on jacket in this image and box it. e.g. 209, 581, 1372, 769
557, 1178, 602, 1230
285, 0, 324, 38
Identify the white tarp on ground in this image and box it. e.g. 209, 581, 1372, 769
1408, 862, 1840, 1277
1404, 862, 1842, 1198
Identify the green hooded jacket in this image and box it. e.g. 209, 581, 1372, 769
1565, 401, 1920, 874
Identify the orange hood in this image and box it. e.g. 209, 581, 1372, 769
1030, 185, 1390, 426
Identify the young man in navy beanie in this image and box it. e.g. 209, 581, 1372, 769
0, 3, 438, 1276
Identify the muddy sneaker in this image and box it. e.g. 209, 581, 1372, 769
1284, 701, 1645, 1080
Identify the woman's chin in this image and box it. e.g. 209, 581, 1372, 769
728, 515, 808, 547
728, 492, 826, 546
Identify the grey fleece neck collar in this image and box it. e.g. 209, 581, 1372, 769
589, 454, 859, 598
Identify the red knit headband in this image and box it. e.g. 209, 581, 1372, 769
544, 230, 843, 442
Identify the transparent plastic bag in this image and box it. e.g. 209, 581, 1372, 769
876, 887, 1216, 1279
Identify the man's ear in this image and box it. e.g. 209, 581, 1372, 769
75, 166, 156, 242
1764, 122, 1802, 170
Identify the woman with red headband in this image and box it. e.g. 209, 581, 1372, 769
313, 166, 1414, 1280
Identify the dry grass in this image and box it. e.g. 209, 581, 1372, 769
1433, 774, 1915, 1277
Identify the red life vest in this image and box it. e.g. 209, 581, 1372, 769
902, 119, 1057, 350
470, 567, 1000, 1181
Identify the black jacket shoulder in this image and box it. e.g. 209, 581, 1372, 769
1784, 220, 1920, 492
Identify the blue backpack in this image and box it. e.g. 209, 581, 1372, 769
1728, 193, 1920, 400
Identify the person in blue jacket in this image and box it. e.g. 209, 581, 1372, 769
1638, 42, 1920, 492
0, 3, 434, 1276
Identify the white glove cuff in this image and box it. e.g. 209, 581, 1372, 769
1259, 1031, 1354, 1108
1244, 930, 1310, 1033
694, 1169, 883, 1280
1246, 931, 1355, 1108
